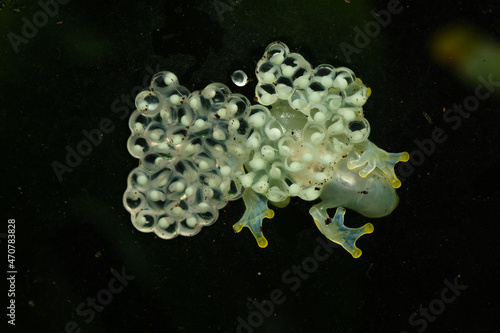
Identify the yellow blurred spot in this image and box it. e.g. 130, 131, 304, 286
431, 25, 479, 68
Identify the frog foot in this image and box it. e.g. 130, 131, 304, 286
310, 205, 374, 258
233, 188, 275, 248
347, 141, 409, 188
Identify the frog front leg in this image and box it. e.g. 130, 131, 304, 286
233, 187, 275, 247
309, 203, 374, 258
348, 140, 409, 188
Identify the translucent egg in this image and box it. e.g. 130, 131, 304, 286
231, 70, 248, 87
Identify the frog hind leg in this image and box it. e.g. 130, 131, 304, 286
233, 188, 275, 248
309, 203, 374, 258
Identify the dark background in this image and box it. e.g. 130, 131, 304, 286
1, 0, 499, 332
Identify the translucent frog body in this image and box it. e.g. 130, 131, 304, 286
123, 41, 409, 258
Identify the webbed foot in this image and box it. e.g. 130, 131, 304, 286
347, 141, 409, 188
310, 205, 373, 258
233, 188, 275, 247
